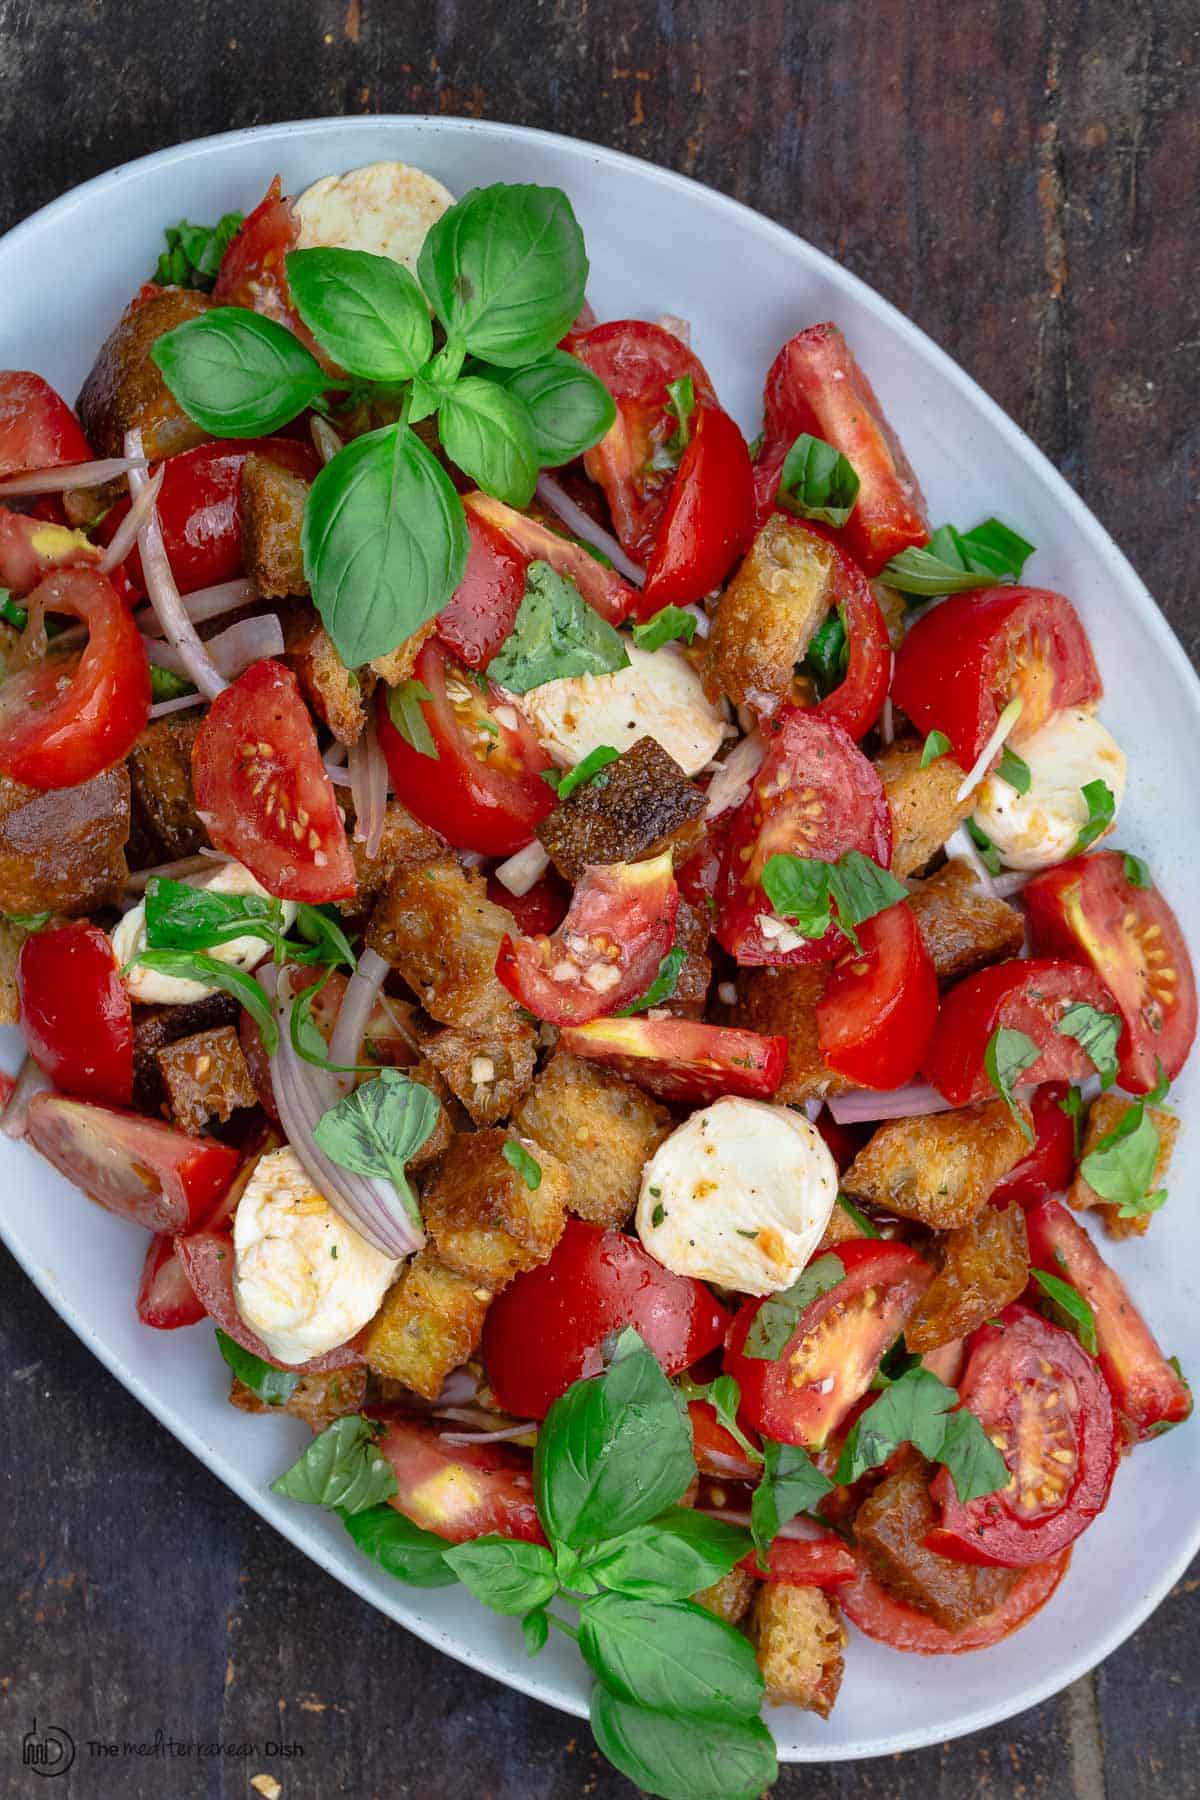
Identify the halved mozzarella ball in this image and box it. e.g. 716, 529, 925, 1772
111, 860, 296, 1005
295, 161, 456, 276
518, 643, 726, 777
973, 707, 1126, 871
233, 1146, 399, 1365
635, 1097, 838, 1295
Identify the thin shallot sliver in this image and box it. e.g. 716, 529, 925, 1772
136, 578, 258, 637
98, 465, 164, 572
0, 455, 148, 497
493, 840, 550, 897
535, 473, 646, 586
126, 428, 227, 701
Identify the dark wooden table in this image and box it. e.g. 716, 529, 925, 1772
1, 2, 1196, 1794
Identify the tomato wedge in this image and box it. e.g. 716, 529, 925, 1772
482, 1218, 730, 1419
816, 901, 938, 1089
175, 1228, 362, 1370
752, 324, 929, 576
738, 1534, 859, 1589
496, 853, 679, 1026
839, 1549, 1071, 1653
212, 177, 305, 335
192, 658, 355, 902
0, 371, 93, 477
17, 922, 133, 1106
724, 1240, 934, 1447
436, 506, 529, 668
559, 1016, 788, 1104
892, 588, 1102, 770
486, 867, 571, 937
637, 403, 754, 613
1024, 850, 1197, 1094
923, 959, 1118, 1106
715, 708, 892, 965
137, 1234, 208, 1330
1025, 1198, 1192, 1440
372, 1411, 545, 1544
990, 1083, 1075, 1207
926, 1305, 1119, 1568
376, 638, 554, 858
687, 1401, 762, 1481
463, 491, 637, 626
811, 535, 893, 740
0, 507, 102, 596
0, 568, 150, 790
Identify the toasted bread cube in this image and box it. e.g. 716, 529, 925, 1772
876, 738, 974, 879
536, 736, 705, 882
369, 619, 439, 688
905, 1201, 1030, 1351
513, 1050, 672, 1229
843, 1099, 1031, 1228
422, 1022, 537, 1126
907, 858, 1026, 980
664, 897, 712, 1017
367, 857, 521, 1033
1069, 1092, 1179, 1239
815, 1197, 870, 1255
155, 1024, 258, 1135
77, 287, 215, 460
749, 1583, 847, 1716
704, 515, 835, 710
0, 767, 129, 916
342, 799, 445, 919
230, 1364, 368, 1432
402, 1057, 456, 1169
732, 965, 851, 1103
693, 1566, 756, 1626
0, 915, 25, 1025
132, 993, 240, 1112
361, 1252, 489, 1399
242, 452, 310, 597
854, 1458, 1017, 1632
127, 716, 207, 860
423, 1128, 569, 1289
282, 604, 368, 746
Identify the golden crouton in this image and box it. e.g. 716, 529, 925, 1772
341, 799, 445, 920
693, 1566, 756, 1625
1069, 1092, 1179, 1239
907, 858, 1026, 981
402, 1057, 457, 1169
155, 1024, 258, 1135
422, 1128, 569, 1290
361, 1253, 489, 1399
704, 515, 835, 709
513, 1050, 672, 1229
815, 1198, 870, 1255
843, 1099, 1031, 1229
367, 857, 523, 1033
127, 716, 208, 860
229, 1364, 368, 1433
0, 767, 130, 916
536, 737, 705, 882
369, 619, 439, 688
76, 287, 215, 460
282, 604, 368, 746
875, 738, 974, 878
0, 916, 26, 1025
422, 1022, 537, 1126
748, 1583, 847, 1716
664, 898, 712, 1018
732, 965, 851, 1103
854, 1458, 1016, 1631
241, 452, 310, 597
905, 1201, 1030, 1352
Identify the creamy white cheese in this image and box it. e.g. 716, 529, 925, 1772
973, 707, 1126, 871
518, 643, 726, 777
295, 161, 456, 277
111, 861, 296, 1006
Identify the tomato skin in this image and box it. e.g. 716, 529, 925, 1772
724, 1240, 934, 1447
0, 371, 93, 476
372, 1411, 545, 1544
753, 324, 929, 576
192, 658, 356, 902
810, 534, 893, 740
212, 177, 304, 333
923, 959, 1118, 1106
990, 1083, 1075, 1206
813, 1108, 868, 1172
137, 1233, 207, 1330
1025, 1198, 1192, 1440
687, 1401, 762, 1480
638, 404, 754, 612
0, 568, 150, 790
715, 708, 893, 966
464, 491, 637, 626
839, 1548, 1071, 1653
1024, 850, 1197, 1095
816, 902, 938, 1089
436, 507, 529, 668
926, 1304, 1119, 1568
497, 854, 680, 1027
892, 587, 1102, 770
560, 1016, 788, 1104
18, 923, 133, 1105
0, 506, 101, 596
486, 868, 571, 937
174, 1228, 362, 1369
482, 1218, 731, 1419
737, 1535, 859, 1588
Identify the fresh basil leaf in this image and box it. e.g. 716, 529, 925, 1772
829, 852, 908, 942
289, 978, 378, 1075
152, 307, 332, 436
144, 877, 282, 953
1080, 1096, 1165, 1218
486, 559, 630, 695
552, 744, 619, 802
997, 746, 1032, 794
1073, 779, 1116, 855
5, 910, 50, 933
630, 605, 698, 653
1055, 1001, 1121, 1089
285, 246, 433, 381
616, 942, 687, 1017
214, 1327, 299, 1405
743, 1253, 845, 1360
920, 728, 951, 769
938, 1408, 1013, 1503
873, 1340, 922, 1389
291, 903, 357, 971
303, 422, 469, 667
149, 665, 195, 703
154, 211, 244, 289
750, 1439, 834, 1567
760, 851, 906, 953
0, 589, 27, 631
128, 950, 278, 1052
836, 1193, 881, 1238
586, 1508, 752, 1603
799, 608, 849, 698
313, 1067, 440, 1229
677, 1373, 762, 1465
955, 518, 1035, 581
883, 517, 1034, 594
493, 350, 616, 465
589, 1686, 777, 1800
339, 1503, 457, 1586
1059, 1084, 1087, 1156
442, 1536, 559, 1615
271, 1415, 397, 1515
776, 432, 860, 527
418, 183, 588, 368
386, 679, 439, 760
836, 1368, 1007, 1503
1123, 852, 1152, 890
984, 1025, 1038, 1141
881, 544, 999, 597
522, 1607, 551, 1655
438, 376, 539, 507
1032, 1269, 1098, 1355
579, 1592, 763, 1723
966, 815, 1004, 875
502, 1138, 542, 1191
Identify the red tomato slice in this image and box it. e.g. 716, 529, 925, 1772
1025, 1198, 1192, 1441
892, 588, 1102, 770
715, 708, 892, 966
572, 320, 719, 562
637, 403, 754, 612
17, 922, 133, 1105
810, 532, 893, 740
923, 959, 1118, 1106
372, 1411, 545, 1544
813, 1108, 869, 1173
559, 1016, 788, 1104
839, 1548, 1071, 1653
463, 491, 637, 626
192, 658, 355, 902
174, 1228, 362, 1370
990, 1082, 1075, 1206
926, 1304, 1119, 1568
482, 1218, 731, 1419
376, 638, 554, 858
675, 812, 733, 913
816, 901, 938, 1089
26, 1094, 240, 1234
0, 507, 101, 596
137, 1234, 207, 1330
688, 1401, 762, 1481
724, 1240, 934, 1447
1024, 850, 1197, 1094
212, 177, 306, 337
0, 569, 150, 789
496, 854, 679, 1026
752, 324, 929, 576
737, 1534, 858, 1589
436, 506, 529, 668
0, 371, 93, 477
486, 867, 571, 937
96, 436, 318, 597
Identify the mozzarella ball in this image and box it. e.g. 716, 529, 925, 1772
973, 707, 1126, 871
295, 161, 456, 277
111, 861, 296, 1005
518, 643, 726, 777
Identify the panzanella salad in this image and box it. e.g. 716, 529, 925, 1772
0, 159, 1194, 1798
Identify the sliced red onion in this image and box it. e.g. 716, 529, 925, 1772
493, 839, 550, 897
149, 693, 204, 719
327, 946, 390, 1096
880, 695, 896, 746
311, 416, 344, 465
435, 1367, 481, 1407
535, 473, 645, 586
827, 1082, 956, 1124
324, 761, 354, 787
698, 1507, 834, 1543
142, 613, 283, 681
348, 717, 389, 860
98, 465, 164, 573
124, 851, 234, 892
440, 1419, 538, 1446
682, 602, 710, 640
801, 1097, 823, 1123
125, 428, 227, 701
1, 1057, 50, 1139
704, 731, 765, 821
943, 824, 999, 899
136, 577, 258, 637
654, 313, 691, 344
0, 455, 148, 497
